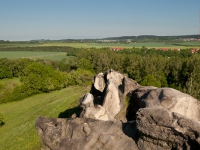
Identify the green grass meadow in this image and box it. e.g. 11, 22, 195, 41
0, 85, 89, 150
0, 51, 71, 61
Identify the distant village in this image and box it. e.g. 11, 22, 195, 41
175, 38, 200, 41
109, 47, 199, 53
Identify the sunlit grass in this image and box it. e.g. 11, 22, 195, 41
0, 86, 89, 150
0, 51, 71, 61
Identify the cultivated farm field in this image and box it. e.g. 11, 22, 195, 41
35, 42, 194, 48
1, 41, 199, 49
0, 84, 89, 150
0, 51, 71, 61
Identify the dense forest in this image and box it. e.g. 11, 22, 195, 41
0, 47, 200, 105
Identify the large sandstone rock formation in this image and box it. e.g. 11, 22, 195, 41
84, 69, 139, 122
136, 108, 200, 150
36, 69, 200, 150
36, 117, 138, 150
126, 86, 200, 121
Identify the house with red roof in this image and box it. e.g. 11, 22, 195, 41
190, 49, 199, 53
110, 47, 124, 51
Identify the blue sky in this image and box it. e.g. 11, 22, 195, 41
0, 0, 200, 41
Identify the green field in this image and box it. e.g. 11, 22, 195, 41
1, 41, 199, 49
172, 41, 200, 46
37, 42, 194, 48
0, 51, 72, 61
0, 43, 43, 47
86, 42, 187, 48
0, 84, 89, 150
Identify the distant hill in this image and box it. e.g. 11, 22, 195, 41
102, 35, 199, 41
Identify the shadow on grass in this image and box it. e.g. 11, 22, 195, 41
0, 122, 5, 127
58, 106, 82, 118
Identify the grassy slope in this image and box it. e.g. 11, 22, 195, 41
0, 86, 89, 150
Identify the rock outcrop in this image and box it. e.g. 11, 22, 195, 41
136, 108, 200, 150
36, 69, 200, 150
127, 86, 200, 121
36, 117, 139, 150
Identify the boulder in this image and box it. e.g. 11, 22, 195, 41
102, 78, 122, 119
81, 70, 139, 122
127, 86, 200, 121
121, 76, 139, 95
79, 93, 94, 109
79, 93, 111, 121
93, 72, 105, 92
36, 116, 139, 150
90, 73, 105, 105
80, 105, 111, 121
105, 69, 124, 86
136, 108, 200, 150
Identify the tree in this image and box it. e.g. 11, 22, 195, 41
21, 62, 66, 95
140, 74, 161, 87
77, 58, 94, 73
66, 69, 94, 86
0, 65, 12, 79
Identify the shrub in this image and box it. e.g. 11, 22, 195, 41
0, 82, 20, 104
66, 69, 94, 86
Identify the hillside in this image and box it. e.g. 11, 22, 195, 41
103, 34, 200, 40
0, 86, 89, 150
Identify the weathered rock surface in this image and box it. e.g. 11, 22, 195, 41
79, 93, 112, 121
85, 69, 139, 122
36, 116, 138, 150
80, 104, 111, 121
105, 69, 124, 86
102, 78, 122, 118
127, 86, 200, 121
79, 93, 94, 109
121, 76, 139, 95
93, 72, 105, 93
36, 70, 200, 150
136, 108, 200, 150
